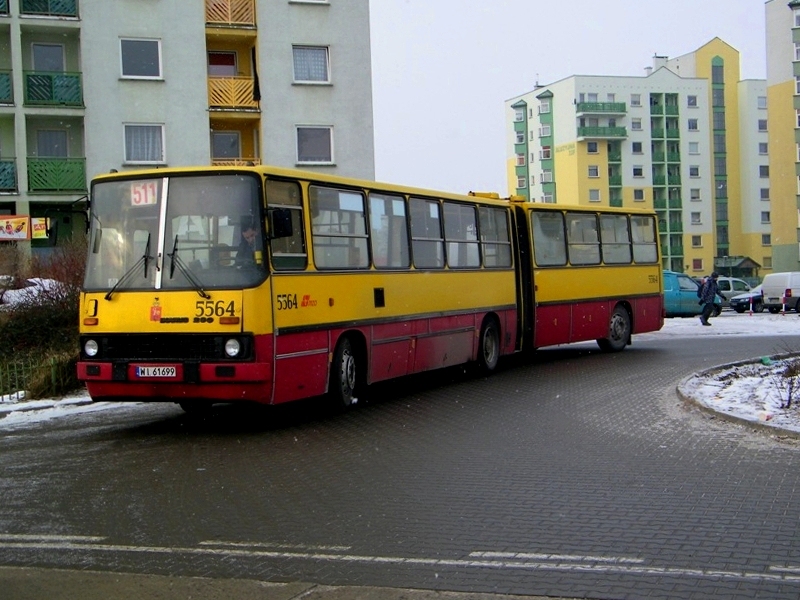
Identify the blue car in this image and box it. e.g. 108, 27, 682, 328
663, 270, 721, 318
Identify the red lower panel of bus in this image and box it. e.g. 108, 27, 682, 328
533, 296, 662, 349
79, 308, 519, 405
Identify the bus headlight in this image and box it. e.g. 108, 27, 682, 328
84, 339, 99, 357
224, 338, 241, 358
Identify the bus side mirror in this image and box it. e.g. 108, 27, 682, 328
268, 208, 292, 240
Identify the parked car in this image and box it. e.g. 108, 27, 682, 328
762, 271, 800, 313
663, 270, 719, 317
729, 284, 763, 313
714, 277, 751, 309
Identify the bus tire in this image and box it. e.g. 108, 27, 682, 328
178, 400, 212, 414
477, 318, 500, 373
330, 336, 359, 408
597, 305, 630, 353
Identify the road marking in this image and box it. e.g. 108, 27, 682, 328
0, 539, 798, 584
199, 540, 351, 552
0, 534, 106, 542
470, 551, 644, 564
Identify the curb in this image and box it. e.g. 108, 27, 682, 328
676, 351, 800, 441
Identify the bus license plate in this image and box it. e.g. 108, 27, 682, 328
135, 366, 177, 378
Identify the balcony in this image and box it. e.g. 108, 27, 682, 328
608, 152, 621, 162
666, 129, 680, 139
665, 105, 679, 115
0, 159, 17, 192
651, 128, 665, 138
206, 0, 255, 28
24, 71, 83, 107
652, 152, 665, 163
609, 175, 622, 186
668, 175, 681, 185
576, 126, 627, 139
0, 71, 12, 104
211, 157, 261, 166
27, 157, 86, 193
653, 175, 666, 186
650, 105, 664, 115
667, 152, 680, 162
576, 102, 626, 114
208, 76, 259, 111
654, 198, 666, 210
20, 0, 78, 17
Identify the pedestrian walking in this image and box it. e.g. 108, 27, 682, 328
699, 272, 726, 326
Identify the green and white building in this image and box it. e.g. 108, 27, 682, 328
506, 39, 769, 280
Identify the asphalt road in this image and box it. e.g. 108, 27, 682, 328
2, 333, 800, 599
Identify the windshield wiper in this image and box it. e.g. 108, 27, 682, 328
167, 236, 211, 299
104, 233, 153, 301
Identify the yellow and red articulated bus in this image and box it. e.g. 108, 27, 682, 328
77, 165, 662, 412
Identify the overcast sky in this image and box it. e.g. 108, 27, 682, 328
368, 0, 767, 195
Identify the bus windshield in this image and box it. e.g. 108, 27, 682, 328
84, 173, 266, 293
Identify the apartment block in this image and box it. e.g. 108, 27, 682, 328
765, 0, 800, 273
0, 0, 375, 255
506, 39, 768, 281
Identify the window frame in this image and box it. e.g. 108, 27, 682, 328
120, 38, 163, 80
296, 125, 334, 165
123, 123, 165, 165
291, 45, 331, 84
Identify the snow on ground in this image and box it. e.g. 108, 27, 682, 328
1, 310, 800, 430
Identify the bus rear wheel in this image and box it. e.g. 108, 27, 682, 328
477, 318, 500, 372
597, 305, 630, 353
330, 337, 360, 408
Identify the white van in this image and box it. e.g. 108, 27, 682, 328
762, 272, 800, 313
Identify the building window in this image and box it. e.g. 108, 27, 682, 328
589, 189, 600, 202
541, 170, 553, 183
689, 165, 699, 177
691, 235, 702, 247
515, 131, 524, 144
296, 126, 333, 163
690, 212, 701, 225
542, 193, 554, 203
761, 211, 771, 224
120, 39, 162, 79
539, 101, 550, 114
630, 94, 641, 106
124, 124, 165, 164
688, 118, 699, 131
530, 152, 536, 163
517, 176, 526, 189
540, 146, 551, 160
692, 258, 703, 271
759, 142, 768, 155
530, 175, 536, 186
690, 189, 701, 201
208, 51, 237, 76
632, 141, 642, 154
292, 46, 330, 83
688, 141, 699, 154
632, 165, 643, 178
588, 165, 599, 178
530, 131, 535, 141
712, 88, 725, 107
587, 141, 598, 154
539, 125, 551, 137
760, 188, 770, 201
758, 119, 767, 132
759, 165, 769, 178
796, 43, 800, 61
687, 95, 697, 107
516, 153, 525, 166
762, 234, 771, 246
514, 108, 524, 122
758, 95, 767, 109
631, 118, 642, 131
633, 189, 644, 202
764, 256, 773, 269
211, 131, 241, 159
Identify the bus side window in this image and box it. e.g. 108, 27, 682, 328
478, 207, 512, 268
409, 197, 444, 269
599, 214, 632, 264
369, 192, 409, 269
531, 212, 567, 266
310, 185, 369, 270
266, 180, 307, 271
443, 202, 480, 269
631, 215, 658, 263
566, 212, 600, 265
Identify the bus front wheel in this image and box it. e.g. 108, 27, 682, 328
597, 305, 630, 353
330, 337, 359, 408
477, 318, 500, 372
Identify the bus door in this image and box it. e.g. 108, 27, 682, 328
513, 205, 534, 350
